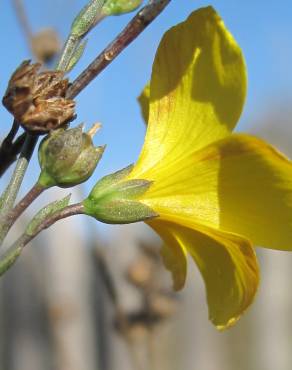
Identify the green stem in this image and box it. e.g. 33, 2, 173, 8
0, 183, 45, 241
67, 0, 172, 98
20, 202, 84, 247
10, 183, 45, 222
56, 0, 105, 72
0, 0, 105, 241
0, 202, 84, 276
0, 134, 38, 245
0, 134, 37, 214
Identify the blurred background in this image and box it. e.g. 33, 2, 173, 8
0, 0, 292, 369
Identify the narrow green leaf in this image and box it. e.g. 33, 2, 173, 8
26, 194, 71, 236
71, 0, 106, 37
66, 39, 88, 73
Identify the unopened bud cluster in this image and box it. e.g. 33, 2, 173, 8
2, 61, 75, 134
38, 125, 104, 188
102, 0, 143, 15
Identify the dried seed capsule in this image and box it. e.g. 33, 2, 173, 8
2, 60, 75, 134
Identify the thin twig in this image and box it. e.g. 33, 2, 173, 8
56, 0, 106, 72
0, 134, 37, 212
0, 0, 171, 176
0, 121, 23, 176
8, 183, 44, 223
0, 202, 84, 276
67, 0, 172, 99
2, 120, 20, 146
12, 0, 33, 44
0, 133, 26, 177
0, 134, 38, 244
0, 183, 45, 239
0, 0, 171, 233
10, 203, 84, 250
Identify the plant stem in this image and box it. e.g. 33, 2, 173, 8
56, 0, 105, 72
0, 0, 171, 241
0, 134, 37, 214
0, 134, 38, 244
11, 183, 44, 221
9, 203, 84, 251
0, 0, 105, 236
1, 120, 20, 146
67, 0, 172, 99
12, 0, 33, 44
0, 202, 84, 276
0, 0, 171, 175
0, 183, 45, 237
0, 122, 25, 177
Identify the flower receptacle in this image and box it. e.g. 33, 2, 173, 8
83, 165, 158, 224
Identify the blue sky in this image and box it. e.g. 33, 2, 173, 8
0, 0, 292, 195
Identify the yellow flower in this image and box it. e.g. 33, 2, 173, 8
84, 6, 292, 329
125, 6, 292, 329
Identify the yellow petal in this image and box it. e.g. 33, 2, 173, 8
150, 220, 187, 290
138, 84, 150, 124
132, 6, 247, 176
141, 134, 292, 251
147, 219, 259, 329
216, 134, 292, 250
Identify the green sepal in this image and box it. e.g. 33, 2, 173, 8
38, 126, 83, 175
90, 164, 134, 198
83, 198, 158, 224
105, 179, 153, 199
26, 194, 71, 236
58, 145, 105, 187
84, 165, 158, 224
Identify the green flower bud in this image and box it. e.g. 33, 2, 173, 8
102, 0, 142, 16
83, 165, 158, 224
38, 124, 104, 188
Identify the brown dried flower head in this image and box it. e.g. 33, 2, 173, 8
2, 61, 75, 134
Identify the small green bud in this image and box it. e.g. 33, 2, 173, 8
83, 165, 158, 224
102, 0, 143, 16
38, 124, 104, 188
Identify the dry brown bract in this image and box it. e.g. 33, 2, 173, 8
2, 60, 75, 134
